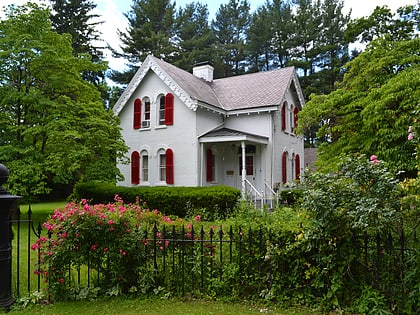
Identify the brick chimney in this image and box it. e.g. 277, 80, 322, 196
193, 62, 214, 82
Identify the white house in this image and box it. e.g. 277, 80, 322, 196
113, 55, 305, 202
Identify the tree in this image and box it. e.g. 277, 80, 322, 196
309, 0, 350, 96
212, 0, 251, 77
49, 0, 108, 98
345, 5, 419, 45
0, 3, 127, 199
297, 36, 420, 175
111, 0, 177, 85
173, 2, 216, 72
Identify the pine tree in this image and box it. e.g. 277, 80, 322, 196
212, 0, 251, 77
49, 0, 106, 86
111, 0, 177, 85
174, 3, 216, 72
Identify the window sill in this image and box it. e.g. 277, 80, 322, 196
155, 125, 167, 130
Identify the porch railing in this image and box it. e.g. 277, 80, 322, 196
243, 179, 280, 210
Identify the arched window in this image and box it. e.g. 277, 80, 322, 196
206, 148, 215, 182
141, 151, 149, 182
158, 93, 174, 126
295, 154, 300, 180
281, 102, 286, 131
142, 97, 151, 128
282, 151, 287, 184
131, 151, 140, 184
166, 148, 174, 184
133, 98, 141, 129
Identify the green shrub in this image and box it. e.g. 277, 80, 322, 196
71, 182, 240, 219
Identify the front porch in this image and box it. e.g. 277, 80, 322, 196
199, 128, 278, 208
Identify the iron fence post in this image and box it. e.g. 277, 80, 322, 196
0, 164, 21, 309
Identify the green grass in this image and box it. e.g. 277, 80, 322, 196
6, 297, 322, 315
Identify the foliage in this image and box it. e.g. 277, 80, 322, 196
173, 3, 217, 73
302, 154, 400, 236
71, 182, 241, 219
110, 0, 177, 84
32, 196, 201, 299
0, 3, 128, 199
298, 36, 420, 173
212, 0, 251, 78
349, 286, 393, 315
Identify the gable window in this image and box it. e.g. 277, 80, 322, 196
133, 98, 142, 129
131, 151, 140, 185
141, 151, 149, 182
206, 148, 215, 182
142, 97, 151, 128
295, 154, 301, 180
281, 102, 286, 131
158, 96, 165, 126
158, 93, 174, 126
282, 151, 287, 184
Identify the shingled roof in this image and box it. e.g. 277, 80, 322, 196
113, 55, 304, 115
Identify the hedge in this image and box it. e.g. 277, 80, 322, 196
71, 181, 241, 219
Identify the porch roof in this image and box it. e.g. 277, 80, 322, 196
199, 128, 268, 144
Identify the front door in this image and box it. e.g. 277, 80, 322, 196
239, 153, 256, 189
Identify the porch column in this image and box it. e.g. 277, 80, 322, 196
241, 141, 246, 198
200, 142, 204, 186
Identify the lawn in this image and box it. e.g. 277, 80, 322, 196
5, 297, 322, 315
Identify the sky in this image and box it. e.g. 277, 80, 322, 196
1, 0, 418, 71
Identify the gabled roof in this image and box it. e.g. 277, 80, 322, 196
113, 55, 305, 115
199, 128, 269, 145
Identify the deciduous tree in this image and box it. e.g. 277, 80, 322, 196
0, 3, 127, 198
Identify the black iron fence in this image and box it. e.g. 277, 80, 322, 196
12, 205, 419, 314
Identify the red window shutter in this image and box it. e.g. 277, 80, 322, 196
131, 151, 140, 185
281, 102, 286, 131
294, 107, 299, 131
206, 149, 213, 182
133, 98, 142, 129
295, 154, 300, 180
282, 151, 287, 184
166, 148, 174, 184
165, 93, 174, 125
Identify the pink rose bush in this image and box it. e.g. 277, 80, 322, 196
32, 196, 204, 299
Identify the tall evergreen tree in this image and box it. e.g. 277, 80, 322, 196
111, 0, 177, 85
309, 0, 350, 96
174, 2, 216, 72
269, 0, 294, 68
288, 0, 322, 90
49, 0, 106, 86
212, 0, 251, 77
246, 6, 275, 72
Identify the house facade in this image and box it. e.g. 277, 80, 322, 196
113, 55, 305, 200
